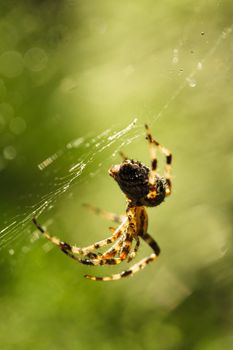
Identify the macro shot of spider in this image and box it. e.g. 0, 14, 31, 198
33, 124, 172, 281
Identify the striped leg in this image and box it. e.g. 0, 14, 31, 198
84, 233, 160, 281
99, 232, 133, 260
145, 124, 158, 189
127, 236, 140, 262
32, 217, 126, 259
82, 231, 127, 265
77, 235, 126, 266
84, 233, 133, 279
145, 124, 172, 195
74, 217, 127, 255
84, 254, 156, 281
95, 223, 135, 262
101, 232, 126, 258
75, 228, 124, 255
80, 234, 125, 266
119, 233, 133, 260
79, 256, 124, 266
83, 203, 125, 224
141, 232, 160, 256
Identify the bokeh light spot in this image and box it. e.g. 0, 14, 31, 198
186, 77, 197, 88
3, 145, 17, 160
24, 47, 48, 72
8, 248, 15, 255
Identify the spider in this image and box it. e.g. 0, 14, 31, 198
33, 124, 172, 281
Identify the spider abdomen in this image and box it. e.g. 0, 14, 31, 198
116, 161, 150, 200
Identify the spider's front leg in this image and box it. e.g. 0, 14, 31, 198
32, 217, 127, 261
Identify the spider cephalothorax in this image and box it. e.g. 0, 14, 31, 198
109, 160, 167, 207
33, 124, 172, 281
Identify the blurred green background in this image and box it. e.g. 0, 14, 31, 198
0, 1, 232, 349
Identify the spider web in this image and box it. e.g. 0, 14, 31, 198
0, 11, 232, 258
0, 118, 141, 251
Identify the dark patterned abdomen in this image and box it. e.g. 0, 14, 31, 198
116, 161, 150, 200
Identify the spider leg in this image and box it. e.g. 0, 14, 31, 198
83, 231, 126, 263
108, 226, 116, 234
84, 230, 137, 281
32, 217, 126, 260
145, 124, 158, 189
79, 256, 123, 266
81, 230, 134, 266
83, 203, 125, 224
101, 232, 126, 258
75, 228, 124, 254
127, 236, 140, 262
119, 151, 128, 161
75, 217, 128, 255
66, 229, 130, 266
141, 232, 160, 255
84, 232, 160, 281
145, 124, 172, 195
119, 232, 133, 260
88, 209, 134, 262
79, 233, 132, 266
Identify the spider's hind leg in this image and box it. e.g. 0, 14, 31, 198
145, 124, 158, 178
145, 124, 172, 195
